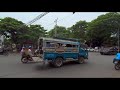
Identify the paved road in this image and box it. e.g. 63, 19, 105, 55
0, 52, 119, 78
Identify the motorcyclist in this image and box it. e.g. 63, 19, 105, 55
28, 46, 33, 60
113, 53, 120, 63
21, 46, 33, 61
20, 47, 26, 59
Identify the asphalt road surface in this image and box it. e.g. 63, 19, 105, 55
0, 52, 119, 78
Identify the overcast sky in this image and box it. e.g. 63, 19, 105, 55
0, 12, 108, 31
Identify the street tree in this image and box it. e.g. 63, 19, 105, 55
0, 17, 28, 44
86, 12, 120, 47
48, 26, 69, 38
68, 20, 88, 42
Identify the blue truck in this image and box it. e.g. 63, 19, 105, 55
38, 37, 88, 68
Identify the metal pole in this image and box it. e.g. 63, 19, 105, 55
54, 18, 58, 37
38, 37, 40, 50
118, 28, 119, 53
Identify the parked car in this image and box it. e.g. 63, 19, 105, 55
87, 48, 95, 52
94, 47, 99, 52
100, 47, 118, 55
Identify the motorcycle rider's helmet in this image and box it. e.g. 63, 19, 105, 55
29, 46, 32, 49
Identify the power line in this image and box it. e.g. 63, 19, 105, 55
57, 13, 74, 22
46, 13, 74, 27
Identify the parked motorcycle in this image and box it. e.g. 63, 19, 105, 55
0, 49, 9, 56
113, 53, 120, 70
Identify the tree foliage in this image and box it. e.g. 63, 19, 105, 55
48, 26, 69, 38
86, 12, 120, 47
67, 20, 88, 42
1, 12, 120, 48
0, 17, 47, 46
0, 17, 29, 44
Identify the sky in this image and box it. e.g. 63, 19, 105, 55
0, 12, 108, 31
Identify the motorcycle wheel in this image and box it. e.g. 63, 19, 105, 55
21, 58, 28, 63
114, 63, 120, 70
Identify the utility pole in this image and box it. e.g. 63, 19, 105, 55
54, 18, 58, 37
118, 28, 119, 53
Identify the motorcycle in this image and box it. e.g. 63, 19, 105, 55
0, 49, 9, 56
21, 55, 33, 63
113, 53, 120, 70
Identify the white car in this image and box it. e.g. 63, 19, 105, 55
94, 47, 99, 52
87, 48, 95, 52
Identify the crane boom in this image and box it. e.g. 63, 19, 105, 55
26, 12, 49, 26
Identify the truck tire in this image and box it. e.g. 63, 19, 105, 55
77, 57, 85, 64
53, 57, 63, 68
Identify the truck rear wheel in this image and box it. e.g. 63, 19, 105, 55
53, 57, 63, 68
